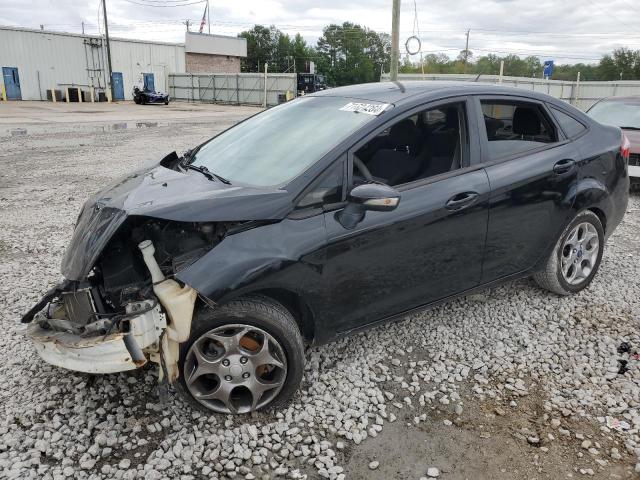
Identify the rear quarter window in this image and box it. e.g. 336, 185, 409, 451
551, 107, 587, 138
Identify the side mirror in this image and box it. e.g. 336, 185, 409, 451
337, 183, 401, 229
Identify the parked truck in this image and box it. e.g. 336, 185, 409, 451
297, 73, 327, 95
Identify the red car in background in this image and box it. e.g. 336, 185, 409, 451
587, 96, 640, 190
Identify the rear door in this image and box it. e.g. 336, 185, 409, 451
473, 96, 580, 282
320, 97, 490, 333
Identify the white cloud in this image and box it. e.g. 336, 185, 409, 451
1, 0, 639, 64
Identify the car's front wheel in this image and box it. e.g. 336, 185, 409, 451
533, 210, 604, 295
176, 296, 305, 414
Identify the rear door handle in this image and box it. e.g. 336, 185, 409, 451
445, 191, 479, 211
553, 159, 575, 175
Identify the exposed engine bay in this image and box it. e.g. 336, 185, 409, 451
25, 217, 234, 382
96, 218, 228, 308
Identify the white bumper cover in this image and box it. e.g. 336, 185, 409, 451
27, 304, 165, 374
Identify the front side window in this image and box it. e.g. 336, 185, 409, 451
352, 102, 467, 187
190, 97, 382, 187
481, 101, 558, 159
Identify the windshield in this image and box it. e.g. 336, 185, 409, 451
588, 100, 640, 129
191, 97, 382, 187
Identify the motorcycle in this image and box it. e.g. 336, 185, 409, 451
133, 86, 169, 105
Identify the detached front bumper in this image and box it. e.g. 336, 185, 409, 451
26, 300, 165, 374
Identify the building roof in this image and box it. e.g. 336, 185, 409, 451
0, 24, 244, 56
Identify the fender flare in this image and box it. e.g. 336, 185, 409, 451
533, 177, 609, 271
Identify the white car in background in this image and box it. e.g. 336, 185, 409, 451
587, 96, 640, 190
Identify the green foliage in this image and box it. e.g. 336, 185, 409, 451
238, 26, 314, 73
401, 47, 640, 81
238, 23, 390, 86
239, 24, 640, 84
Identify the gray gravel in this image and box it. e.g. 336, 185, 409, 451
0, 110, 639, 480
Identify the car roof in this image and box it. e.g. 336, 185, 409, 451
310, 81, 564, 107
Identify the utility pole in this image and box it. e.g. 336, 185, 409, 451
102, 0, 113, 100
463, 29, 470, 71
184, 19, 191, 32
207, 0, 210, 34
390, 0, 401, 81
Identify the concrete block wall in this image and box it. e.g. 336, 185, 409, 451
186, 53, 241, 74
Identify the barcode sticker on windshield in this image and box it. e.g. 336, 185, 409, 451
340, 102, 389, 116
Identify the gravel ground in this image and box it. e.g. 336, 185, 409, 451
0, 106, 639, 480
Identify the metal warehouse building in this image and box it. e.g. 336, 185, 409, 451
0, 26, 247, 101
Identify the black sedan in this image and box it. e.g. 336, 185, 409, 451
22, 82, 630, 414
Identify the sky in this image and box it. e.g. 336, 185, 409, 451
2, 0, 640, 65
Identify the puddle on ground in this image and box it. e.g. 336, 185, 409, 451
3, 121, 168, 138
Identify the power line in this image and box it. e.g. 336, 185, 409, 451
121, 0, 206, 6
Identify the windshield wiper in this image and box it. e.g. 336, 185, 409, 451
185, 163, 215, 181
184, 164, 232, 184
619, 126, 640, 131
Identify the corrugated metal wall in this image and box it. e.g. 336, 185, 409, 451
0, 27, 185, 101
382, 73, 640, 111
169, 73, 296, 106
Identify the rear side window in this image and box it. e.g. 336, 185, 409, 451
551, 107, 587, 138
480, 101, 558, 159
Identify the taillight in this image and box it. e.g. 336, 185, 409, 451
621, 134, 631, 161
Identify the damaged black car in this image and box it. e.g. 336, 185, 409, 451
23, 82, 629, 414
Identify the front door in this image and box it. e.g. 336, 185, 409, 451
143, 73, 155, 92
320, 99, 490, 334
111, 72, 124, 100
2, 67, 21, 100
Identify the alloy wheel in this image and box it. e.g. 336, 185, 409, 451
183, 324, 288, 414
560, 221, 599, 286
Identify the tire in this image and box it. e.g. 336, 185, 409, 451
175, 295, 305, 414
164, 100, 169, 105
533, 210, 604, 295
141, 96, 146, 105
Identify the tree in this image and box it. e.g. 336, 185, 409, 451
475, 54, 501, 75
238, 25, 277, 72
316, 22, 390, 86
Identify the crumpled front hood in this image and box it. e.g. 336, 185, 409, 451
60, 162, 291, 281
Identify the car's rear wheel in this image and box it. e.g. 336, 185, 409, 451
533, 210, 604, 295
176, 296, 305, 414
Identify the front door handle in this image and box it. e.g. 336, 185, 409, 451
553, 159, 575, 175
445, 191, 479, 211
